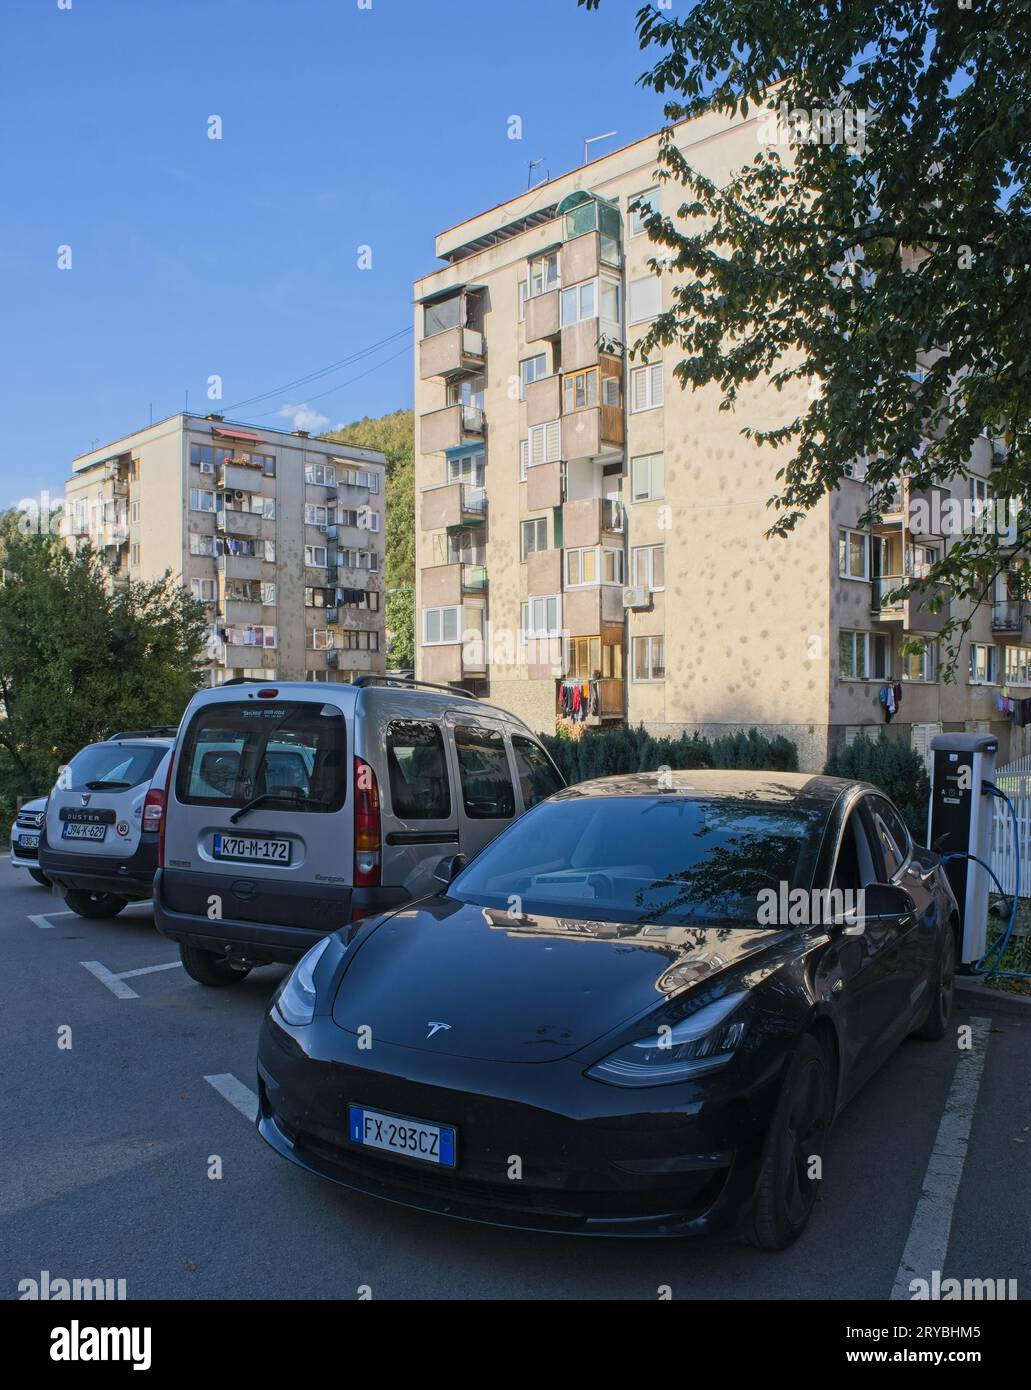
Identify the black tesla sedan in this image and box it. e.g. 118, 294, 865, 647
256, 770, 958, 1247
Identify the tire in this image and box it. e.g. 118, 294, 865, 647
742, 1033, 833, 1251
913, 925, 956, 1041
179, 943, 251, 987
64, 889, 127, 919
28, 869, 52, 887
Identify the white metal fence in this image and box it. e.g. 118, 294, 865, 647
990, 760, 1031, 896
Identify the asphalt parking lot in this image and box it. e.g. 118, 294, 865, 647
2, 856, 1029, 1302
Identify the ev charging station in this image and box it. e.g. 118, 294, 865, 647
927, 733, 998, 966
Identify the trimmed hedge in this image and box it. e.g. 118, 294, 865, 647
539, 725, 799, 785
823, 733, 930, 842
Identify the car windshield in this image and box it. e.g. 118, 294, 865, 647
63, 744, 166, 792
176, 701, 347, 812
449, 794, 824, 926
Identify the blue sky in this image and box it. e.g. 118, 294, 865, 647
0, 0, 668, 502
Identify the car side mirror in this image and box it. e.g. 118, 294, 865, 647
831, 882, 915, 934
433, 853, 467, 888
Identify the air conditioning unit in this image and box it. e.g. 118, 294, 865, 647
316, 523, 327, 533
234, 490, 245, 501
623, 586, 648, 610
326, 524, 338, 541
199, 461, 214, 474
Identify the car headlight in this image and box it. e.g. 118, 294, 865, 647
273, 936, 333, 1027
586, 991, 750, 1088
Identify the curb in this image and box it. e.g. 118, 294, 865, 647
955, 977, 1031, 1011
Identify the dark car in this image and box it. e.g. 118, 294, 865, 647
256, 770, 958, 1248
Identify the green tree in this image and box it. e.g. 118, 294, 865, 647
0, 532, 207, 818
323, 410, 415, 667
582, 0, 1031, 671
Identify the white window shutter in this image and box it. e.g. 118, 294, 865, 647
650, 363, 664, 406
520, 439, 530, 476
632, 368, 646, 411
545, 419, 560, 462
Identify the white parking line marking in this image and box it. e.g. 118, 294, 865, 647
29, 915, 58, 930
80, 960, 139, 1000
119, 960, 182, 980
204, 1073, 259, 1122
890, 1015, 992, 1300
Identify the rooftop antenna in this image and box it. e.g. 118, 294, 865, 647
527, 156, 547, 189
583, 130, 617, 165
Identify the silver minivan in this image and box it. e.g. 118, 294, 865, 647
154, 677, 564, 986
38, 732, 176, 917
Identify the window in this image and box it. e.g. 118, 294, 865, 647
310, 629, 335, 651
566, 546, 624, 586
521, 517, 548, 559
528, 419, 561, 466
528, 252, 559, 298
629, 275, 662, 324
518, 279, 527, 321
337, 588, 379, 611
424, 294, 462, 338
340, 629, 380, 652
868, 796, 912, 879
630, 186, 660, 238
190, 488, 216, 512
838, 630, 891, 680
176, 700, 346, 811
632, 635, 665, 682
338, 548, 379, 571
1006, 645, 1031, 686
305, 462, 336, 486
521, 594, 561, 638
511, 735, 563, 809
970, 643, 997, 683
566, 636, 621, 679
839, 528, 870, 580
599, 277, 621, 325
560, 279, 596, 326
423, 606, 461, 645
602, 374, 621, 407
453, 725, 515, 820
632, 544, 665, 591
304, 587, 333, 608
519, 439, 529, 481
520, 354, 548, 399
631, 362, 664, 412
563, 368, 598, 414
304, 545, 329, 568
305, 504, 329, 527
631, 452, 664, 502
191, 578, 217, 603
129, 543, 140, 566
130, 500, 140, 524
190, 444, 216, 473
223, 624, 277, 650
386, 720, 451, 820
448, 450, 485, 487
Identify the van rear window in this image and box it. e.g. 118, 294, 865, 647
65, 743, 166, 792
176, 701, 346, 812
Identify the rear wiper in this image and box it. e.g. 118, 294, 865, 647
84, 780, 133, 790
229, 792, 324, 824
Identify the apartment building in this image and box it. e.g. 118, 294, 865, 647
413, 107, 1029, 770
65, 413, 386, 684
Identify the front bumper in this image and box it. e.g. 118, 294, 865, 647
38, 828, 158, 899
256, 1011, 782, 1237
10, 834, 42, 866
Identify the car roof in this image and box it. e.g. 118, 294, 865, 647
184, 680, 532, 730
550, 769, 867, 813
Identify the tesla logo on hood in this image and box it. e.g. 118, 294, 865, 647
426, 1021, 451, 1039
80, 794, 91, 806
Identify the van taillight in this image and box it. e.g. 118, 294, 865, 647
353, 756, 381, 888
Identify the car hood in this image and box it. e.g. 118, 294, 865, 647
331, 896, 787, 1063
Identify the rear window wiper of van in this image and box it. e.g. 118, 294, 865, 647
229, 792, 325, 824
84, 779, 134, 790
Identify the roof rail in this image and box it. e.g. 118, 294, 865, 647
352, 674, 480, 700
107, 726, 180, 740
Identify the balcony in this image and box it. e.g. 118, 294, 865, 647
557, 675, 624, 726
562, 497, 624, 549
218, 462, 264, 494
871, 575, 950, 632
461, 563, 488, 594
525, 375, 561, 427
420, 482, 486, 533
560, 231, 601, 286
526, 460, 562, 510
422, 563, 462, 608
525, 289, 560, 342
102, 523, 129, 547
419, 326, 484, 381
420, 404, 486, 454
420, 644, 463, 686
992, 600, 1026, 634
217, 509, 263, 538
561, 406, 624, 463
526, 548, 562, 596
563, 585, 624, 633
561, 319, 601, 373
216, 553, 264, 581
220, 643, 275, 669
223, 599, 265, 625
